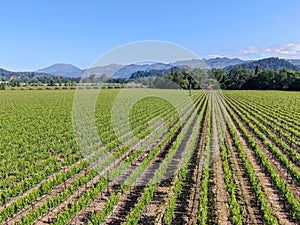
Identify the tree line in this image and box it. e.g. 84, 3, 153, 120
212, 66, 300, 91
2, 76, 80, 87
125, 66, 300, 91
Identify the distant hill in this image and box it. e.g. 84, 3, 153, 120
226, 57, 300, 71
34, 57, 300, 79
112, 63, 175, 78
84, 64, 123, 77
37, 63, 83, 77
172, 59, 209, 69
82, 63, 175, 79
203, 57, 245, 69
288, 59, 300, 67
111, 58, 246, 79
0, 68, 11, 78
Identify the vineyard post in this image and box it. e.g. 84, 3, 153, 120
32, 201, 35, 211
106, 172, 109, 194
93, 200, 95, 215
48, 209, 50, 223
188, 75, 192, 97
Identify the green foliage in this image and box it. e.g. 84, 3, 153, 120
224, 92, 300, 222
213, 67, 300, 90
89, 91, 206, 224
1, 89, 299, 224
224, 66, 254, 90
128, 67, 214, 89
6, 76, 80, 87
130, 67, 180, 79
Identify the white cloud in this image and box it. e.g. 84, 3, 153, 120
238, 42, 300, 59
207, 54, 226, 59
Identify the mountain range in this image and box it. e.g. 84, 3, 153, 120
204, 57, 246, 69
1, 57, 300, 80
31, 58, 250, 78
0, 67, 51, 79
226, 57, 299, 71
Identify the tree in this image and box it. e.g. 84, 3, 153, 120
255, 65, 261, 75
192, 68, 208, 88
10, 78, 20, 87
225, 67, 254, 89
259, 71, 280, 89
211, 68, 227, 88
48, 78, 54, 86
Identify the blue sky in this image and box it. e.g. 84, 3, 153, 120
1, 0, 300, 71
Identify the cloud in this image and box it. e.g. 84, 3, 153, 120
238, 42, 300, 59
207, 54, 226, 59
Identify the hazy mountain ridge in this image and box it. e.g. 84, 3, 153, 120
1, 57, 300, 80
111, 63, 175, 78
84, 64, 124, 77
82, 58, 249, 78
33, 58, 249, 78
204, 57, 246, 69
226, 57, 300, 71
37, 63, 83, 77
0, 68, 11, 77
288, 59, 300, 66
172, 59, 209, 69
0, 67, 51, 80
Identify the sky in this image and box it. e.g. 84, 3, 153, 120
1, 0, 300, 71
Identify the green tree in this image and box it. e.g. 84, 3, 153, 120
0, 83, 5, 90
255, 65, 261, 75
10, 78, 20, 87
192, 68, 208, 87
225, 67, 254, 89
211, 68, 227, 88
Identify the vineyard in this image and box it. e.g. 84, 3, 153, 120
0, 89, 299, 225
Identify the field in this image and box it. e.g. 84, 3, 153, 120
0, 89, 299, 225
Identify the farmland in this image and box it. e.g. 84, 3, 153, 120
0, 89, 299, 225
